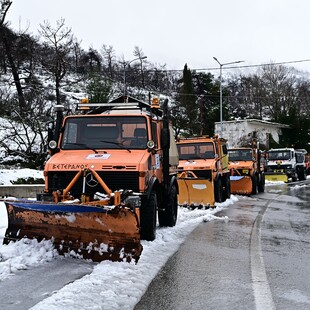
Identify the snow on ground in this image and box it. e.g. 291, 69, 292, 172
264, 179, 286, 193
0, 169, 238, 309
0, 168, 44, 185
265, 175, 310, 193
0, 198, 236, 310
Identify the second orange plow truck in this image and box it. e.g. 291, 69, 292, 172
3, 96, 179, 263
176, 135, 231, 208
228, 139, 265, 195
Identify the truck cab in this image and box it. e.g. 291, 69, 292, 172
228, 142, 265, 195
265, 148, 307, 182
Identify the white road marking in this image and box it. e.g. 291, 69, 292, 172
250, 205, 276, 310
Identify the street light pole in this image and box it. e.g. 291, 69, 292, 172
213, 57, 244, 135
123, 56, 147, 96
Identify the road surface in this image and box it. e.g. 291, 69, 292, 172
135, 180, 310, 310
0, 258, 95, 310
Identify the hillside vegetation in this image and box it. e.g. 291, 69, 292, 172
1, 2, 309, 168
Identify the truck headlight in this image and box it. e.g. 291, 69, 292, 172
48, 140, 57, 149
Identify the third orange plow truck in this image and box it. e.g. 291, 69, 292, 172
228, 139, 265, 195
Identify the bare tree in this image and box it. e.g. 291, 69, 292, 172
0, 110, 47, 169
39, 18, 73, 105
0, 0, 11, 25
0, 0, 27, 111
133, 46, 147, 89
71, 37, 83, 72
258, 64, 296, 121
101, 44, 116, 79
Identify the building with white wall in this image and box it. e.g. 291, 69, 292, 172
215, 119, 290, 149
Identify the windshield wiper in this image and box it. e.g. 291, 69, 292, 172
182, 156, 201, 160
64, 143, 99, 154
100, 140, 131, 153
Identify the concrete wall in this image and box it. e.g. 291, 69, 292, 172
215, 119, 289, 149
0, 185, 45, 199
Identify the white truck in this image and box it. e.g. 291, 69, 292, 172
265, 148, 307, 182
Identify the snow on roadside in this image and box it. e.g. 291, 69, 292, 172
0, 238, 59, 281
0, 194, 238, 310
0, 169, 44, 185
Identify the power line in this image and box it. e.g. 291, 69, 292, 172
164, 58, 310, 72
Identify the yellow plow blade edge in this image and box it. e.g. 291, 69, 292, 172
265, 174, 288, 182
177, 178, 214, 207
4, 201, 142, 263
230, 176, 253, 195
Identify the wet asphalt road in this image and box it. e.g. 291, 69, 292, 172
0, 258, 95, 310
134, 180, 310, 310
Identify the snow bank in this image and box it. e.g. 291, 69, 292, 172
0, 199, 237, 309
0, 169, 44, 185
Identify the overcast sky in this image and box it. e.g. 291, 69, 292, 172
6, 0, 310, 75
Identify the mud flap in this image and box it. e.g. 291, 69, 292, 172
230, 176, 253, 195
177, 178, 214, 207
265, 174, 288, 183
4, 201, 142, 263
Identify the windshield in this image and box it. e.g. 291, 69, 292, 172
177, 142, 215, 160
61, 116, 148, 150
228, 149, 252, 161
268, 150, 291, 160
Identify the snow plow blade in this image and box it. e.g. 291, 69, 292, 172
3, 201, 142, 263
230, 176, 253, 195
177, 171, 214, 207
265, 174, 288, 182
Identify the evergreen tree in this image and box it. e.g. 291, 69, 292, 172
177, 64, 198, 136
192, 72, 218, 136
86, 73, 112, 103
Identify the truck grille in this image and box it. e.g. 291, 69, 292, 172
266, 165, 290, 172
47, 171, 140, 198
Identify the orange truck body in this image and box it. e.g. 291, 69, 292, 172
4, 96, 179, 263
228, 142, 265, 195
176, 135, 230, 208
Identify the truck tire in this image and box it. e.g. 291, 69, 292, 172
214, 178, 223, 203
251, 175, 257, 195
140, 190, 157, 241
158, 185, 178, 227
223, 175, 231, 201
297, 167, 307, 181
257, 172, 265, 193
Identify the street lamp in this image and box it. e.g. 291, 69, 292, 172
123, 56, 147, 96
213, 57, 244, 135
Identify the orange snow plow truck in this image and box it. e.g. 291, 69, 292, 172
4, 96, 179, 263
228, 139, 265, 195
176, 135, 231, 208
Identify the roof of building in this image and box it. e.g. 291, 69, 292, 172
215, 119, 290, 128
